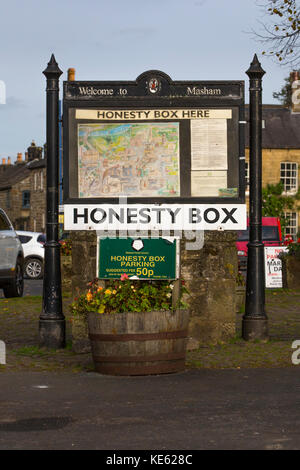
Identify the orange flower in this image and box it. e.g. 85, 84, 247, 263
86, 290, 93, 302
97, 286, 103, 292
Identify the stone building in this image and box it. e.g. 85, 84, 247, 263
0, 141, 46, 232
245, 75, 300, 240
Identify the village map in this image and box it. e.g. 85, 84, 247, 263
78, 122, 180, 198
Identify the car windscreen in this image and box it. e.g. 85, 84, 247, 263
237, 226, 279, 242
18, 235, 32, 244
237, 228, 249, 241
262, 226, 280, 241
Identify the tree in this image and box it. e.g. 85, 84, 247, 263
272, 72, 300, 105
262, 181, 298, 231
254, 0, 300, 66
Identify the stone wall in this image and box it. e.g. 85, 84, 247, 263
0, 168, 46, 232
70, 230, 238, 350
181, 231, 237, 346
0, 177, 31, 228
71, 231, 98, 298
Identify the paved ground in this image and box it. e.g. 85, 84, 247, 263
0, 280, 43, 298
0, 286, 300, 371
0, 284, 300, 450
0, 368, 299, 450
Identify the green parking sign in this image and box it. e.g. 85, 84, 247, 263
98, 237, 178, 280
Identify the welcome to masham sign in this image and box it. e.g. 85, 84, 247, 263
62, 70, 247, 231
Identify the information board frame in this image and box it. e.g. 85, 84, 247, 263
63, 70, 245, 206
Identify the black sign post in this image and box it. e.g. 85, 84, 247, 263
39, 54, 65, 349
242, 54, 268, 341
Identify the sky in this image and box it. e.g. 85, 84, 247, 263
0, 0, 292, 160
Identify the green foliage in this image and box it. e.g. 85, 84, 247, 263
13, 346, 49, 357
286, 241, 300, 258
70, 276, 189, 318
60, 239, 72, 256
273, 74, 300, 106
236, 272, 246, 287
262, 181, 295, 229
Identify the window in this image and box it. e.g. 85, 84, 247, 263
22, 190, 30, 208
0, 212, 11, 231
280, 162, 298, 193
237, 228, 249, 241
37, 234, 46, 244
6, 190, 10, 209
18, 235, 32, 244
262, 226, 280, 242
40, 171, 43, 190
284, 211, 298, 241
237, 226, 280, 242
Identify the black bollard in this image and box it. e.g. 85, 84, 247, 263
242, 54, 268, 341
39, 54, 65, 348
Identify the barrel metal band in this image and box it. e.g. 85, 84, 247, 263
93, 352, 186, 363
94, 361, 186, 375
89, 329, 188, 342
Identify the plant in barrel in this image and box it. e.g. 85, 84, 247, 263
70, 275, 190, 376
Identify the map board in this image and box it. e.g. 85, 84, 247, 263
78, 122, 180, 198
63, 70, 245, 206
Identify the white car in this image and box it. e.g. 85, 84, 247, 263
16, 231, 45, 280
0, 209, 24, 297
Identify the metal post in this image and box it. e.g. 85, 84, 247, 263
39, 54, 65, 348
242, 54, 268, 341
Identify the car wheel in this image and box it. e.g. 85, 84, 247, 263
24, 258, 43, 280
3, 261, 24, 298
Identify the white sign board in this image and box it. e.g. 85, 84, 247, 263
64, 204, 247, 231
264, 246, 288, 288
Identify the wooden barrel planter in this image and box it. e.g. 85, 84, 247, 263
87, 309, 189, 376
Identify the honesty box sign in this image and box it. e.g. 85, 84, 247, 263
264, 246, 288, 288
64, 204, 247, 231
97, 238, 179, 280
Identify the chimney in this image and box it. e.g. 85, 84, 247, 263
68, 68, 75, 81
27, 140, 42, 162
16, 152, 23, 164
7, 157, 11, 165
25, 151, 28, 162
290, 71, 300, 113
1, 158, 6, 165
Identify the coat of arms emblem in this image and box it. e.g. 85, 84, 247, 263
149, 78, 160, 94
